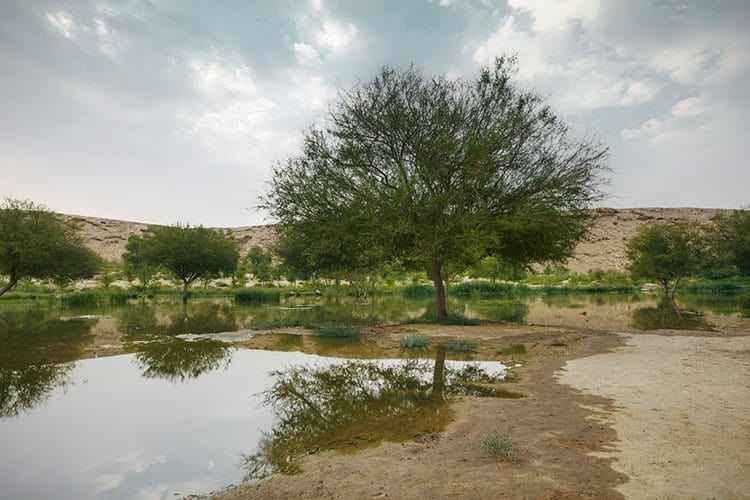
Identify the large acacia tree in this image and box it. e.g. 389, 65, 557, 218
0, 199, 100, 297
123, 225, 239, 305
264, 57, 608, 320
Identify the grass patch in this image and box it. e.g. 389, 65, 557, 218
399, 334, 429, 349
60, 291, 100, 307
313, 324, 361, 338
479, 427, 530, 464
248, 318, 309, 330
443, 340, 478, 353
403, 311, 480, 326
500, 344, 526, 356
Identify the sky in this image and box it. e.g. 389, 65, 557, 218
1, 0, 748, 227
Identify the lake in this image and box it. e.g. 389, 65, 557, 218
1, 292, 747, 499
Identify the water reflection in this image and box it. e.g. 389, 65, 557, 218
0, 308, 95, 417
241, 351, 510, 481
631, 297, 712, 331
120, 303, 235, 382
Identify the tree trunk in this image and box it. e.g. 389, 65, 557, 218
431, 345, 446, 402
661, 279, 670, 296
670, 275, 682, 299
431, 258, 447, 321
182, 280, 189, 305
0, 277, 19, 298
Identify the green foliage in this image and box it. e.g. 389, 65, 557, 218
263, 56, 609, 321
234, 287, 282, 304
400, 284, 435, 297
626, 220, 705, 297
399, 334, 429, 349
246, 246, 275, 284
471, 256, 528, 282
60, 291, 100, 307
313, 324, 361, 338
0, 199, 100, 297
248, 318, 309, 330
122, 224, 239, 303
443, 340, 478, 352
452, 281, 516, 297
479, 427, 529, 464
711, 210, 750, 277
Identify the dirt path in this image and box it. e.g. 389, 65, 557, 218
212, 325, 750, 499
558, 332, 750, 499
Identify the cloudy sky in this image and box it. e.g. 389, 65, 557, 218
1, 0, 748, 227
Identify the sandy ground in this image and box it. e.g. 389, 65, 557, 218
207, 322, 750, 500
558, 333, 750, 499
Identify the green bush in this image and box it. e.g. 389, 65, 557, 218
400, 284, 434, 297
452, 281, 516, 297
313, 324, 361, 338
480, 427, 529, 464
60, 291, 100, 307
443, 340, 478, 352
399, 334, 428, 349
234, 288, 282, 304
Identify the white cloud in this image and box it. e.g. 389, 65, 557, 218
507, 0, 600, 32
620, 118, 664, 142
46, 11, 75, 39
671, 96, 705, 118
293, 42, 321, 65
314, 20, 358, 53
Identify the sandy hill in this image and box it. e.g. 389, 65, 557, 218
67, 208, 729, 273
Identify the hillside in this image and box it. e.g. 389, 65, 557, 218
68, 208, 729, 273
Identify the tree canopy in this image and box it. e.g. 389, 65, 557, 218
711, 209, 750, 277
122, 225, 239, 304
625, 220, 705, 297
263, 56, 609, 319
0, 199, 100, 297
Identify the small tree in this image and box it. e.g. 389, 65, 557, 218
626, 220, 705, 297
711, 209, 750, 277
0, 199, 100, 297
123, 225, 239, 304
246, 246, 274, 284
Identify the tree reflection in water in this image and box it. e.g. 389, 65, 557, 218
241, 349, 515, 481
631, 297, 711, 331
0, 309, 95, 418
120, 303, 236, 383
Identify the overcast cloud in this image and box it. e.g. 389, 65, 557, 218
1, 0, 748, 226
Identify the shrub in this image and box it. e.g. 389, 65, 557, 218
443, 340, 478, 353
313, 324, 361, 338
399, 334, 428, 349
452, 281, 516, 297
234, 288, 282, 304
400, 284, 434, 297
404, 311, 480, 326
479, 427, 529, 464
60, 291, 99, 307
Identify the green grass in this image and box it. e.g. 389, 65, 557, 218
443, 340, 478, 353
400, 284, 435, 298
313, 324, 362, 338
248, 318, 310, 330
403, 311, 480, 326
500, 344, 526, 355
399, 334, 429, 349
479, 427, 529, 464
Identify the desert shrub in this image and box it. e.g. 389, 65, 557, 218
313, 324, 361, 338
443, 340, 478, 352
399, 334, 428, 349
480, 427, 530, 464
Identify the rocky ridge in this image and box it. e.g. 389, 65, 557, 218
68, 207, 729, 273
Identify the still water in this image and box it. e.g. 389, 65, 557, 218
1, 292, 747, 499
